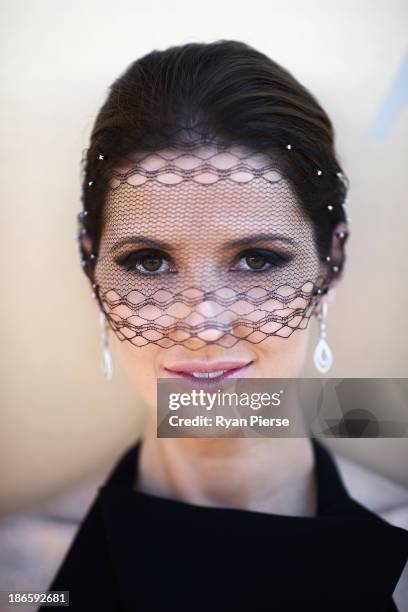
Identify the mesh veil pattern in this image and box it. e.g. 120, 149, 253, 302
78, 126, 348, 350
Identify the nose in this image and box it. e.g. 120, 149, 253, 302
190, 293, 233, 342
166, 287, 236, 349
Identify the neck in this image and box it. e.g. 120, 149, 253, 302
134, 422, 317, 517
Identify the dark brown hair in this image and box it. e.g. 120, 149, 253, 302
78, 39, 349, 287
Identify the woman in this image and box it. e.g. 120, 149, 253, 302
41, 40, 408, 610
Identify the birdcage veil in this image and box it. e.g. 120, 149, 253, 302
77, 122, 349, 351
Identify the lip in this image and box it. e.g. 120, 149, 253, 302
163, 360, 253, 385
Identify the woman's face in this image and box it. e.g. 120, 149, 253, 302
92, 146, 334, 412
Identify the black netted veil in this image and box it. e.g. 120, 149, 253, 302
77, 125, 348, 350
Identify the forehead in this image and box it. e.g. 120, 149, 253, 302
101, 145, 310, 239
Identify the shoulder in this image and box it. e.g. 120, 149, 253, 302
331, 450, 408, 525
0, 443, 137, 594
332, 450, 408, 610
0, 464, 111, 593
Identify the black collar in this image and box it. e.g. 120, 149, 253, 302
96, 437, 408, 610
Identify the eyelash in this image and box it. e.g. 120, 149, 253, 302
114, 247, 292, 275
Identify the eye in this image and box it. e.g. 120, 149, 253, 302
232, 248, 292, 272
115, 249, 173, 274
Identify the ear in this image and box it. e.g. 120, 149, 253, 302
314, 289, 336, 318
78, 233, 101, 311
326, 219, 349, 289
314, 220, 349, 316
79, 233, 93, 257
325, 285, 337, 306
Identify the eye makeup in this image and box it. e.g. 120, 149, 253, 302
114, 246, 294, 275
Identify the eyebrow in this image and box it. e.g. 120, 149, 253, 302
110, 236, 173, 253
110, 232, 296, 253
225, 233, 296, 247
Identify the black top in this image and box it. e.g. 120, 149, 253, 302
41, 438, 408, 611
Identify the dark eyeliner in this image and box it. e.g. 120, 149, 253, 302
235, 248, 293, 270
114, 248, 169, 271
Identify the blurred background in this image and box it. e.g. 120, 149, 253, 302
1, 0, 407, 519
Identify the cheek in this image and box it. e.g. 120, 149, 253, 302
114, 339, 159, 410
252, 328, 310, 377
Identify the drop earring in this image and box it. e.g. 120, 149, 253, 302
313, 301, 333, 374
99, 309, 113, 381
